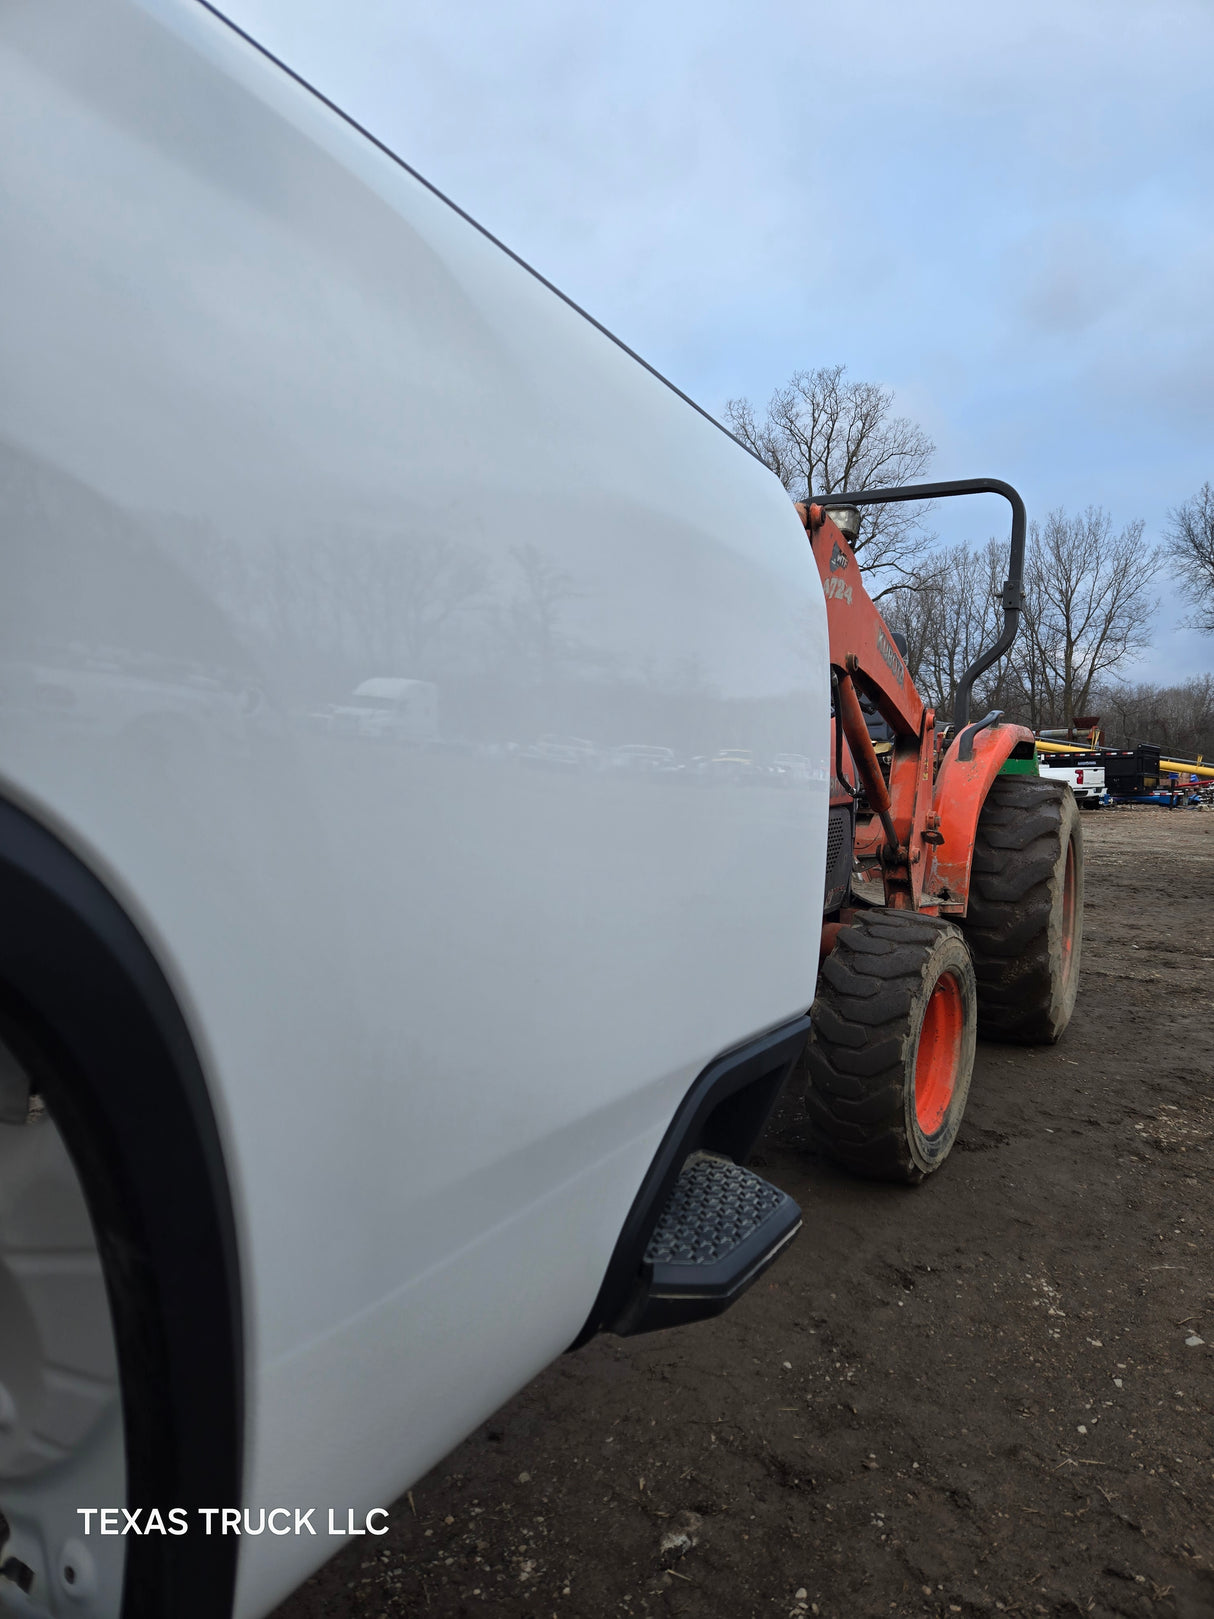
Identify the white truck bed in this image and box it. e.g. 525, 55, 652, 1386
0, 3, 829, 1613
1038, 758, 1106, 805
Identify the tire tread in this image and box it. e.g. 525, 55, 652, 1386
961, 775, 1082, 1043
807, 909, 975, 1182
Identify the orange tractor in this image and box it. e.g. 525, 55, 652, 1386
799, 480, 1083, 1182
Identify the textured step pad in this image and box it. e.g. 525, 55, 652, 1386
637, 1154, 801, 1329
646, 1156, 787, 1266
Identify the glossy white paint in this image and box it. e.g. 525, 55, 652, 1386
0, 2, 830, 1613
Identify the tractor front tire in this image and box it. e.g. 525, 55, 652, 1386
962, 776, 1083, 1044
806, 910, 977, 1184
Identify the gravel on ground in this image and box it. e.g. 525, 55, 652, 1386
273, 806, 1214, 1619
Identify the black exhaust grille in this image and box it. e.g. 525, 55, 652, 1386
824, 803, 854, 912
826, 811, 845, 873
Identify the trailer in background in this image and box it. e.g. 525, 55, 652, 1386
1099, 746, 1210, 808
1102, 745, 1162, 799
1036, 733, 1214, 809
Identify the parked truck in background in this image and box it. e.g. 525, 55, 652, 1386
320, 677, 440, 744
1038, 756, 1107, 806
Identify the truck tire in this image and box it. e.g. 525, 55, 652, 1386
805, 910, 977, 1183
962, 776, 1082, 1044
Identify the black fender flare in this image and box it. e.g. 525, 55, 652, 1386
0, 796, 242, 1619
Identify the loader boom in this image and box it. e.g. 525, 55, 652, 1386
798, 480, 1036, 918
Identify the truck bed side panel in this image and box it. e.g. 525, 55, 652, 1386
0, 2, 829, 1610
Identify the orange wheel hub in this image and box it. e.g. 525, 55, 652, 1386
914, 971, 964, 1135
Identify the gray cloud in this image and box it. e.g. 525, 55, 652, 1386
218, 0, 1214, 680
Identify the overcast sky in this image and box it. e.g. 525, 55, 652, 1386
219, 0, 1214, 684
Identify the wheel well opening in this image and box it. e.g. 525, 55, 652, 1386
0, 797, 243, 1619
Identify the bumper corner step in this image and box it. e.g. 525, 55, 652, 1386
617, 1153, 801, 1336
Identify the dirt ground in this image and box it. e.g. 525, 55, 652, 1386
273, 807, 1214, 1619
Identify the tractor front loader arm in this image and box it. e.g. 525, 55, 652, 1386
804, 477, 1028, 729
799, 498, 934, 908
799, 478, 1033, 918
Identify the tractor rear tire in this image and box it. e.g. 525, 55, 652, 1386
962, 776, 1083, 1044
805, 910, 977, 1184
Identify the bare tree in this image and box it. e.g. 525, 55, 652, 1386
491, 542, 603, 684
1009, 507, 1159, 727
882, 509, 1158, 730
325, 529, 489, 675
1093, 674, 1214, 759
882, 539, 1006, 718
1167, 482, 1214, 633
391, 532, 489, 671
725, 364, 936, 583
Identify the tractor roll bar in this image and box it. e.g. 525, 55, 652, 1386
809, 478, 1027, 729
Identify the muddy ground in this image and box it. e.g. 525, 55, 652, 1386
274, 807, 1214, 1619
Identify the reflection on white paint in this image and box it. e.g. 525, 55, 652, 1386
0, 3, 829, 1614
